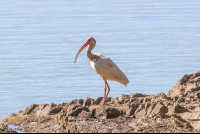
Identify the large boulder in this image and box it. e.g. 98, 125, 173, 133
167, 70, 200, 98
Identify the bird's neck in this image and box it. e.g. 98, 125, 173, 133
86, 45, 95, 61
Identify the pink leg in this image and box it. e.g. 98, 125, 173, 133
98, 81, 109, 106
103, 82, 106, 100
105, 82, 110, 101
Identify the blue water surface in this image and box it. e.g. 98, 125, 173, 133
0, 0, 200, 120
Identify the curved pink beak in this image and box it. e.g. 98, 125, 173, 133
74, 40, 90, 63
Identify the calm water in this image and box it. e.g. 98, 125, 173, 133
0, 0, 200, 120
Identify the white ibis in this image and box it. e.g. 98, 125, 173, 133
74, 37, 129, 106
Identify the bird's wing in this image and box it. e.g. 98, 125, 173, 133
90, 54, 129, 86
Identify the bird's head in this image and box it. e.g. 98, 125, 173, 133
87, 37, 96, 45
74, 37, 96, 63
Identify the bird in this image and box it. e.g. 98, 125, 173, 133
74, 37, 129, 106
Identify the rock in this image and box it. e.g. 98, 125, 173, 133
130, 93, 146, 98
24, 104, 38, 115
59, 116, 67, 127
125, 103, 139, 116
88, 105, 98, 116
135, 109, 146, 118
145, 102, 151, 109
77, 99, 84, 105
190, 121, 200, 131
143, 97, 151, 103
167, 70, 200, 98
184, 122, 192, 129
106, 107, 121, 119
146, 103, 156, 115
185, 81, 198, 92
137, 98, 144, 103
35, 103, 57, 116
35, 104, 48, 116
48, 106, 62, 115
118, 94, 129, 103
111, 97, 120, 103
93, 97, 104, 105
0, 124, 17, 133
78, 110, 92, 118
180, 112, 200, 121
177, 97, 185, 103
173, 103, 189, 113
151, 102, 168, 116
134, 104, 146, 118
170, 115, 185, 127
83, 97, 92, 107
152, 92, 168, 102
95, 106, 120, 119
67, 105, 89, 116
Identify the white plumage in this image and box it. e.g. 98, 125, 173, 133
74, 37, 129, 106
90, 53, 129, 86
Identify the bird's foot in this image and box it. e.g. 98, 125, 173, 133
98, 102, 109, 106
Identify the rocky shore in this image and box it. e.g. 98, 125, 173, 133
1, 70, 200, 133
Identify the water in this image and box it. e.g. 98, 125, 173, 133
7, 125, 26, 133
0, 0, 200, 121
